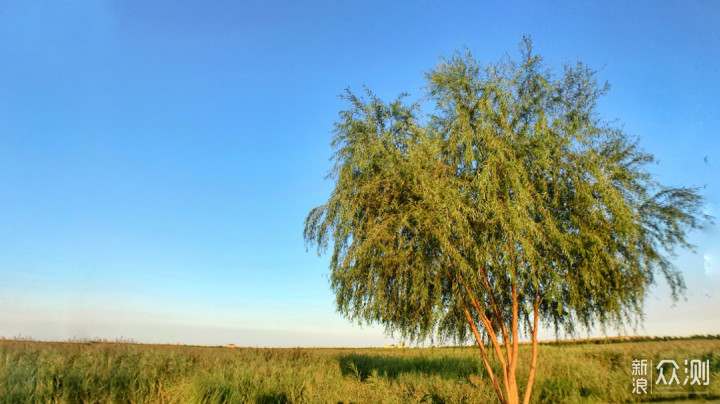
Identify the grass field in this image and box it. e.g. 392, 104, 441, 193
1, 336, 718, 403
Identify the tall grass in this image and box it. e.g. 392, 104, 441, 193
0, 337, 718, 403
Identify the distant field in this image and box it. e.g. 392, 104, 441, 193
1, 336, 718, 403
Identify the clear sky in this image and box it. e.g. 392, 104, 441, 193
1, 1, 718, 347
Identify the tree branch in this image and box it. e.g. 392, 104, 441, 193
476, 264, 512, 361
462, 302, 506, 404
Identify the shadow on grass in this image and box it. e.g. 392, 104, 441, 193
338, 354, 483, 381
256, 392, 290, 404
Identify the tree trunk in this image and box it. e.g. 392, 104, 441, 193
522, 297, 540, 404
504, 284, 521, 404
505, 373, 520, 404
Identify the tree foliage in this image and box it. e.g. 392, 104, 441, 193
304, 37, 707, 403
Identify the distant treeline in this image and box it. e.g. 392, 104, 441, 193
536, 334, 720, 346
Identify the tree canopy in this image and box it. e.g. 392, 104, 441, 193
304, 38, 707, 403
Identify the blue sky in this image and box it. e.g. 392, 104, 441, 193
1, 1, 718, 347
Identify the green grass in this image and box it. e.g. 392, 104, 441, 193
0, 336, 718, 403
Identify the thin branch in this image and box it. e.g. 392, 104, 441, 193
456, 273, 511, 392
462, 302, 506, 404
477, 263, 512, 359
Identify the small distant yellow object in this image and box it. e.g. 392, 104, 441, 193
382, 344, 405, 349
226, 344, 236, 348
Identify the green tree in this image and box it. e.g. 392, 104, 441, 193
304, 38, 708, 404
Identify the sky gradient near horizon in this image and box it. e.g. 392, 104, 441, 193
1, 1, 719, 347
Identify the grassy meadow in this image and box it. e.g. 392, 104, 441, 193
0, 336, 718, 403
